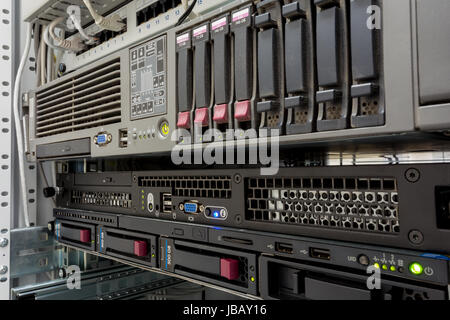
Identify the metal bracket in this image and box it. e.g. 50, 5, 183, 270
0, 0, 14, 300
10, 227, 59, 279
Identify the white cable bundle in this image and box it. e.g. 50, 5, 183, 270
13, 23, 33, 227
49, 17, 86, 52
83, 0, 125, 32
68, 13, 97, 45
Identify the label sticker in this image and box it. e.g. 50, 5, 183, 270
176, 33, 190, 44
232, 8, 249, 22
212, 16, 227, 31
193, 25, 208, 37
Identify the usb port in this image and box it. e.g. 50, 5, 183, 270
309, 247, 331, 260
275, 242, 293, 254
162, 193, 172, 213
119, 129, 128, 148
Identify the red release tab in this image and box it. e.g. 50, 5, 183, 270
234, 100, 251, 122
194, 108, 209, 127
79, 230, 90, 243
220, 258, 240, 280
134, 241, 148, 257
213, 104, 228, 124
177, 111, 191, 129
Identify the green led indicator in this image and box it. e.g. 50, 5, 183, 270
374, 263, 380, 269
390, 266, 396, 272
382, 264, 388, 270
409, 262, 423, 275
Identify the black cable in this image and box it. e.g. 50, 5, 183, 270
175, 0, 198, 26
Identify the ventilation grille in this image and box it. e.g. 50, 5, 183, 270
35, 58, 122, 138
246, 177, 400, 234
54, 209, 117, 225
138, 176, 232, 199
71, 190, 132, 208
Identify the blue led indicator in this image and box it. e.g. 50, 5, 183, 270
213, 211, 220, 218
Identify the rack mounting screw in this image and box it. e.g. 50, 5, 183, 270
405, 168, 420, 183
0, 265, 7, 275
408, 230, 424, 245
0, 238, 8, 248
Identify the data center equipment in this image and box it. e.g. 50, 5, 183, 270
51, 206, 449, 300
13, 0, 450, 302
24, 0, 450, 162
55, 164, 450, 254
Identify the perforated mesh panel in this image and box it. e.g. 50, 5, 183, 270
360, 96, 381, 116
294, 107, 308, 124
246, 176, 400, 234
54, 209, 117, 225
267, 111, 281, 127
71, 190, 132, 208
138, 176, 232, 199
325, 103, 342, 120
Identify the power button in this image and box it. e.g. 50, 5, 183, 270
160, 121, 170, 138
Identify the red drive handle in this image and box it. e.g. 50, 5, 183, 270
134, 241, 148, 257
80, 230, 91, 243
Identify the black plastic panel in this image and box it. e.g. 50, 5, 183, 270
316, 6, 339, 87
176, 32, 193, 112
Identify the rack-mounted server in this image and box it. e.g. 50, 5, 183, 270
26, 0, 450, 162
52, 207, 450, 300
55, 164, 450, 253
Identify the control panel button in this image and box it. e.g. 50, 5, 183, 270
220, 258, 240, 280
358, 254, 370, 266
160, 121, 170, 137
409, 262, 424, 275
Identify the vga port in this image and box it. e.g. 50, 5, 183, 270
184, 202, 198, 214
97, 134, 107, 144
95, 132, 112, 146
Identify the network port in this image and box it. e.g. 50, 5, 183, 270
76, 18, 128, 56
136, 0, 183, 26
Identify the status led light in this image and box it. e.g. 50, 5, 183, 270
409, 262, 423, 275
382, 264, 388, 270
374, 263, 380, 269
390, 266, 396, 272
